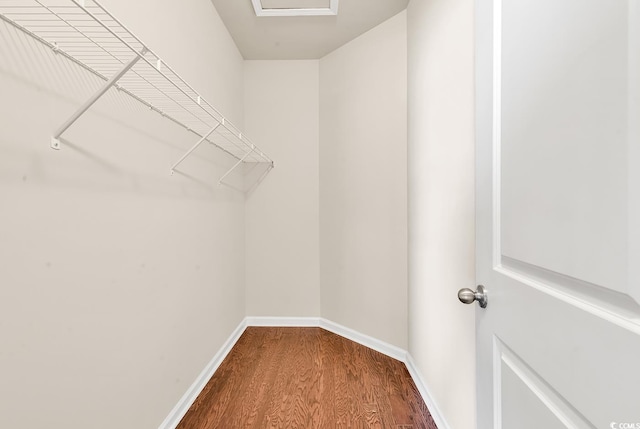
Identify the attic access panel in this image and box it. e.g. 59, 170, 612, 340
251, 0, 338, 16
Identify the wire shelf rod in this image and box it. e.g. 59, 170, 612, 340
0, 0, 273, 169
66, 2, 220, 130
35, 0, 126, 66
76, 1, 221, 119
1, 13, 244, 162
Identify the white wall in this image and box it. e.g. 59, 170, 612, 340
244, 60, 321, 317
319, 11, 408, 349
0, 1, 246, 428
407, 1, 476, 428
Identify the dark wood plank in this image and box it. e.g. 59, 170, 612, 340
176, 327, 438, 429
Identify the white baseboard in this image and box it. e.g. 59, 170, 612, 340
244, 316, 321, 327
245, 316, 407, 362
159, 316, 450, 429
405, 353, 452, 429
157, 318, 247, 429
318, 318, 408, 362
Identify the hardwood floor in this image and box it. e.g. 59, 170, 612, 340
177, 327, 438, 429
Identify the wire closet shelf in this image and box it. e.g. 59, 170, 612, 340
0, 0, 273, 181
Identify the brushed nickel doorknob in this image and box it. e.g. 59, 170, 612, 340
458, 285, 488, 308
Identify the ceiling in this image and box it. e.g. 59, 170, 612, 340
210, 0, 409, 60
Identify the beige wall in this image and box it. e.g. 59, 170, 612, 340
1, 1, 477, 427
0, 1, 246, 428
407, 1, 476, 428
244, 60, 321, 317
319, 11, 408, 349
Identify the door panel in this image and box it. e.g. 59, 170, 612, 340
500, 0, 629, 294
499, 342, 586, 429
501, 367, 568, 429
476, 0, 640, 428
487, 280, 640, 427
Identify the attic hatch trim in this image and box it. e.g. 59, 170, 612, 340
251, 0, 338, 17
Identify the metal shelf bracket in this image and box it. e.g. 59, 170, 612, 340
218, 145, 255, 185
170, 123, 221, 174
51, 49, 146, 150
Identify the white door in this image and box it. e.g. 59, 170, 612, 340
474, 0, 640, 428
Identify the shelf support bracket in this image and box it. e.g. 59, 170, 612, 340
170, 123, 221, 174
218, 146, 255, 185
50, 50, 146, 150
